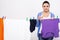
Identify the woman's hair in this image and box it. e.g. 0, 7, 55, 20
42, 1, 50, 5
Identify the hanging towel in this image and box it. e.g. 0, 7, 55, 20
0, 18, 4, 40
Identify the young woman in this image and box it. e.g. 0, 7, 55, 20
36, 1, 55, 40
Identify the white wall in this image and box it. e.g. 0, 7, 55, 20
0, 0, 60, 19
0, 0, 60, 40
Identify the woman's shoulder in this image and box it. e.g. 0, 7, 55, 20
37, 12, 42, 16
50, 12, 55, 17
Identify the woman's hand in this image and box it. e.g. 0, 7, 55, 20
38, 16, 43, 20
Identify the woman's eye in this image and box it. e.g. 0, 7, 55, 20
47, 6, 49, 7
43, 6, 45, 7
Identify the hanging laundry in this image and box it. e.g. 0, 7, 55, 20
0, 18, 4, 40
41, 18, 59, 38
30, 19, 37, 33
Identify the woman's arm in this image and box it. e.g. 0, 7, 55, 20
36, 12, 42, 27
51, 13, 55, 19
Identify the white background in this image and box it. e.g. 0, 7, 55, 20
0, 0, 60, 40
0, 0, 60, 19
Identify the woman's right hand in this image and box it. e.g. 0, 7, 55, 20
38, 16, 43, 20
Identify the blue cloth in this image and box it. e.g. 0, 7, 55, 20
36, 12, 55, 37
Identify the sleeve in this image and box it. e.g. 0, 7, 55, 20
36, 12, 42, 27
51, 13, 55, 18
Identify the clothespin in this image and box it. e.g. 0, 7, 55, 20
2, 16, 6, 19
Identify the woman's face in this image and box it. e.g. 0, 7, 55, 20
42, 3, 50, 12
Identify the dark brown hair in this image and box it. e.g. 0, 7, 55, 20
42, 1, 50, 5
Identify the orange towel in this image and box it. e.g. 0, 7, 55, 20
0, 18, 4, 40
